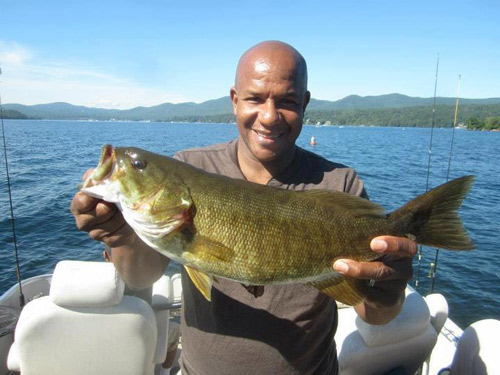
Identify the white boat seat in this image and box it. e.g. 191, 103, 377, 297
425, 293, 449, 334
449, 319, 500, 375
7, 260, 158, 375
336, 288, 439, 375
151, 273, 182, 365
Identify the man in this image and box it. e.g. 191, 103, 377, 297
71, 41, 416, 374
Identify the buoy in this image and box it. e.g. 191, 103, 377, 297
310, 136, 316, 146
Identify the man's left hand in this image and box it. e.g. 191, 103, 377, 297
333, 236, 417, 324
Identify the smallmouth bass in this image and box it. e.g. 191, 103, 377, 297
80, 145, 475, 305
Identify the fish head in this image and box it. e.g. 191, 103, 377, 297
81, 145, 192, 248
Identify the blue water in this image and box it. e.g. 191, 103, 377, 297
1, 120, 499, 328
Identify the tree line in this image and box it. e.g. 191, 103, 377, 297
0, 109, 28, 119
4, 103, 500, 130
303, 104, 500, 128
162, 103, 500, 129
466, 117, 500, 130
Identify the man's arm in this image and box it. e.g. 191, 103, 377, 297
70, 170, 169, 290
333, 236, 417, 325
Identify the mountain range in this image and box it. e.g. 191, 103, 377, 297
4, 93, 500, 122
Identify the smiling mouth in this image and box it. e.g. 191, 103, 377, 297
253, 129, 282, 141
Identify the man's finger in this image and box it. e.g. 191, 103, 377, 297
333, 257, 413, 281
333, 259, 394, 280
87, 211, 127, 237
93, 201, 119, 223
70, 192, 99, 215
370, 236, 417, 257
89, 219, 128, 244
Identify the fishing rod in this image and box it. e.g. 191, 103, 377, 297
0, 67, 26, 308
414, 54, 439, 290
429, 74, 462, 294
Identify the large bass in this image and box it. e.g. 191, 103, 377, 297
80, 145, 475, 304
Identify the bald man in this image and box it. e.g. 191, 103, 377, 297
71, 41, 416, 375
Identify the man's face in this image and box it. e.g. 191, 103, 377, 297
231, 56, 310, 164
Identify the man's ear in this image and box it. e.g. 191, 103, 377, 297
230, 86, 238, 116
303, 91, 311, 112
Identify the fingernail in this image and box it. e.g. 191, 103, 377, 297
371, 239, 387, 252
334, 260, 349, 273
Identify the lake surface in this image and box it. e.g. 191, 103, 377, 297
1, 120, 499, 328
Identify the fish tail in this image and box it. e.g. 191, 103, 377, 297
389, 175, 475, 250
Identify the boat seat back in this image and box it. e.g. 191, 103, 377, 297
151, 273, 181, 364
336, 288, 439, 375
7, 260, 157, 375
450, 319, 500, 375
425, 293, 449, 334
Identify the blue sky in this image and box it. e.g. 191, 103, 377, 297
0, 0, 498, 109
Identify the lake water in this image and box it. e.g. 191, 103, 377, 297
1, 120, 499, 328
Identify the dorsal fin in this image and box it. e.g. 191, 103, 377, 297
301, 190, 386, 218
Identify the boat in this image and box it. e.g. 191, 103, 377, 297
1, 260, 499, 375
1, 66, 498, 375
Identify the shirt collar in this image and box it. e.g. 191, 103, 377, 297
229, 138, 302, 188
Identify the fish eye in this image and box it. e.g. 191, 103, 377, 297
132, 159, 147, 170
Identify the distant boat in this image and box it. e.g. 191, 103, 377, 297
310, 136, 316, 146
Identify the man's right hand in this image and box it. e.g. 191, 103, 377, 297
70, 169, 169, 290
70, 169, 136, 247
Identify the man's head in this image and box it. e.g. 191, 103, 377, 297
230, 41, 310, 169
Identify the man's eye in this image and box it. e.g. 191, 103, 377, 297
281, 98, 298, 105
132, 160, 147, 170
246, 97, 261, 103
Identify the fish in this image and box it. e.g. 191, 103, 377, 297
80, 144, 475, 305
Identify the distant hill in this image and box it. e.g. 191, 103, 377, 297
0, 109, 28, 119
3, 97, 235, 121
306, 93, 500, 111
4, 93, 500, 126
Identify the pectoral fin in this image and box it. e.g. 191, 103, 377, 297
183, 235, 235, 266
185, 266, 213, 301
308, 275, 368, 306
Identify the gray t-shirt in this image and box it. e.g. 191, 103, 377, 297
174, 139, 366, 375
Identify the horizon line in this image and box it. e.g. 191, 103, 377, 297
4, 92, 500, 111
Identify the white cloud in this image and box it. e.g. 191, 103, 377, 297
0, 41, 186, 109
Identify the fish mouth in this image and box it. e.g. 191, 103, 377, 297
82, 144, 116, 189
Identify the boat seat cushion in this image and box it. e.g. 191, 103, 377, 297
450, 319, 500, 375
8, 260, 158, 375
335, 288, 438, 375
152, 274, 172, 364
10, 295, 157, 375
50, 260, 125, 308
424, 293, 449, 334
338, 323, 437, 375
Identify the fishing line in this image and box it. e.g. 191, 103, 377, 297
414, 54, 439, 290
0, 73, 26, 308
429, 74, 461, 294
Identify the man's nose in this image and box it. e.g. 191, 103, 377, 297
258, 100, 280, 126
